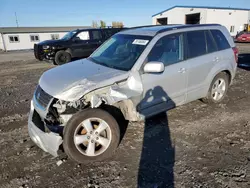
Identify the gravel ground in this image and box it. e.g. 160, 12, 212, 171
0, 50, 34, 63
0, 44, 250, 188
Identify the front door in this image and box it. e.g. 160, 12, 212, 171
139, 33, 188, 117
71, 31, 91, 58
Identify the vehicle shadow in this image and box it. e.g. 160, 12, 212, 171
238, 53, 250, 71
137, 86, 175, 188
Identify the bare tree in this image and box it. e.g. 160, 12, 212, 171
100, 20, 106, 28
92, 21, 99, 28
112, 21, 124, 28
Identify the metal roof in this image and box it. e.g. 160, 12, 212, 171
0, 26, 91, 34
152, 5, 250, 17
120, 24, 221, 36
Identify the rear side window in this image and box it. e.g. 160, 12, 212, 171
211, 30, 230, 50
92, 30, 102, 40
205, 31, 217, 53
186, 30, 206, 59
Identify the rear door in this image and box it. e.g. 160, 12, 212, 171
71, 31, 91, 58
185, 30, 220, 102
210, 29, 235, 74
89, 30, 103, 54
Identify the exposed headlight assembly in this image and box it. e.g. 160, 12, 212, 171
43, 45, 50, 49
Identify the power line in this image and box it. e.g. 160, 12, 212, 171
15, 12, 19, 27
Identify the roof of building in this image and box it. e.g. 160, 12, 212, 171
0, 26, 91, 34
152, 5, 250, 17
120, 24, 221, 36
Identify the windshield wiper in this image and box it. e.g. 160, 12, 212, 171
88, 57, 125, 71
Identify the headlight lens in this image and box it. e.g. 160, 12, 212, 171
42, 45, 50, 49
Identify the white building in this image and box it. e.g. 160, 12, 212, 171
152, 6, 250, 36
0, 26, 90, 51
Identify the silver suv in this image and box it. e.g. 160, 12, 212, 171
28, 24, 238, 163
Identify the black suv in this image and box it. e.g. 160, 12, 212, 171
34, 28, 123, 65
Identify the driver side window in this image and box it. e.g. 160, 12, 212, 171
148, 33, 184, 66
76, 31, 90, 40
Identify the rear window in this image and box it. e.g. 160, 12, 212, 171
186, 30, 207, 59
210, 30, 230, 50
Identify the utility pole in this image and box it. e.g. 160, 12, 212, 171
15, 12, 19, 27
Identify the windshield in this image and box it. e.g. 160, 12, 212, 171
89, 34, 152, 71
61, 30, 77, 40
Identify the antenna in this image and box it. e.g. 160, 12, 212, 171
15, 12, 19, 27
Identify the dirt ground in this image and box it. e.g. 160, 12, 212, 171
0, 44, 250, 188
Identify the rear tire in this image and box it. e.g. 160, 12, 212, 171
63, 108, 120, 164
202, 72, 229, 104
55, 50, 71, 65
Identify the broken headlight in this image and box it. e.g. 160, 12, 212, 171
42, 45, 50, 49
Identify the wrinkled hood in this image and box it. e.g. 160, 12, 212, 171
39, 58, 129, 101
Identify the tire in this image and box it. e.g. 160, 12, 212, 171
202, 72, 229, 104
63, 108, 120, 163
52, 60, 57, 65
55, 50, 71, 65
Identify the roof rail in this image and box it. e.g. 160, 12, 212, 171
156, 24, 221, 34
123, 24, 181, 31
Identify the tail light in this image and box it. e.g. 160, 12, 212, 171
233, 47, 239, 63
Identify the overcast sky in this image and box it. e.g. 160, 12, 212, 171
0, 0, 250, 27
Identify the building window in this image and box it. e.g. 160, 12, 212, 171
30, 35, 39, 42
9, 35, 19, 43
230, 26, 235, 33
51, 34, 60, 40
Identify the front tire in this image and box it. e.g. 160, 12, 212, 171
55, 50, 71, 65
202, 72, 229, 104
63, 108, 120, 163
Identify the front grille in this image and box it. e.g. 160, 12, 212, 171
34, 44, 44, 60
35, 85, 53, 109
32, 110, 45, 132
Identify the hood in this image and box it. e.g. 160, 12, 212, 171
39, 58, 129, 101
38, 39, 67, 46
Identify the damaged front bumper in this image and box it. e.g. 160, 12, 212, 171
28, 100, 63, 157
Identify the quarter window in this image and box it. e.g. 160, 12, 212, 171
148, 33, 184, 66
205, 31, 217, 53
186, 30, 206, 59
51, 34, 59, 40
30, 35, 39, 42
103, 30, 113, 39
9, 35, 19, 43
211, 30, 231, 50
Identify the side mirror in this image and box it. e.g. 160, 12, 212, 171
73, 37, 80, 42
144, 61, 165, 73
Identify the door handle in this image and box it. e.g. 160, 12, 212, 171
213, 57, 220, 62
178, 68, 186, 73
